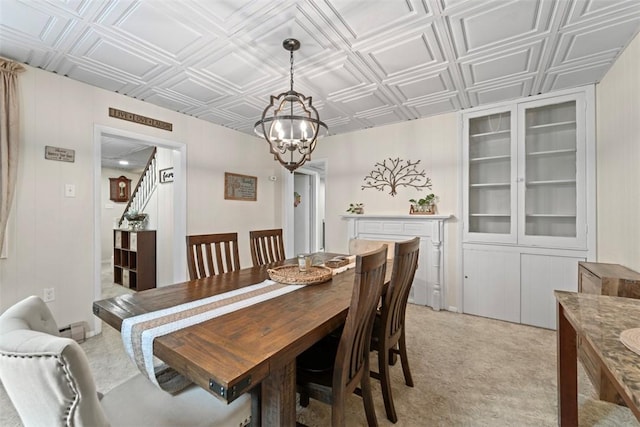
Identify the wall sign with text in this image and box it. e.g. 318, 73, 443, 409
224, 172, 257, 201
45, 146, 75, 163
159, 168, 174, 183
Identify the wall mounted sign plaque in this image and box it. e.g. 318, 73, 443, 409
224, 172, 257, 201
108, 107, 173, 131
159, 167, 174, 183
44, 146, 75, 162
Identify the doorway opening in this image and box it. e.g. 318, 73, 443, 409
93, 125, 187, 333
283, 159, 327, 256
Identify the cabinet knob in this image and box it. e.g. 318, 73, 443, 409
464, 275, 469, 279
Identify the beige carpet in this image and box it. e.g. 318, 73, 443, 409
1, 278, 638, 426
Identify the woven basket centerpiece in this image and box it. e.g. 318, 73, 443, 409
267, 265, 332, 285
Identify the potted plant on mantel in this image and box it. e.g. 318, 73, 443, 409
409, 194, 437, 215
346, 203, 364, 214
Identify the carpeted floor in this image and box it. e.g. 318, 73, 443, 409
1, 275, 638, 426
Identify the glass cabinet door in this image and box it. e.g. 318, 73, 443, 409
463, 107, 517, 243
518, 93, 586, 248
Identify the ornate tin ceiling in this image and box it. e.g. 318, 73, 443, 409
1, 0, 639, 138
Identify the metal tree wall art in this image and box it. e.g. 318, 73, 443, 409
362, 157, 432, 196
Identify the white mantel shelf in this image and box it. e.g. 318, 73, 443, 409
342, 214, 451, 310
341, 214, 451, 220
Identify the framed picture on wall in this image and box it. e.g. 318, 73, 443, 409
224, 172, 257, 201
109, 176, 131, 203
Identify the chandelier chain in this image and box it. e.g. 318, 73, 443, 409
290, 50, 294, 92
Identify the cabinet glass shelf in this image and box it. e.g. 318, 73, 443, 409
526, 214, 577, 218
526, 120, 576, 130
470, 182, 511, 188
470, 129, 510, 138
526, 179, 576, 186
469, 154, 511, 162
470, 213, 511, 217
527, 149, 576, 157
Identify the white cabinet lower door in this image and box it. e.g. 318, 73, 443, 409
463, 249, 520, 323
520, 254, 584, 329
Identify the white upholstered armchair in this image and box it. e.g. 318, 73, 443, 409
0, 296, 251, 427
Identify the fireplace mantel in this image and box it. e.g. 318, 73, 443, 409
342, 214, 451, 310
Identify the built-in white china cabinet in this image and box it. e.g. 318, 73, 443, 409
461, 86, 595, 329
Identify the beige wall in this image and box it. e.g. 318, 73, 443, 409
314, 113, 461, 309
0, 65, 281, 330
596, 33, 640, 272
2, 31, 637, 329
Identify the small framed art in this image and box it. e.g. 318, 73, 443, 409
224, 172, 257, 201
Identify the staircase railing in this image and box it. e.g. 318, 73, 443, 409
118, 147, 158, 228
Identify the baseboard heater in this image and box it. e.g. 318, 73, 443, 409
59, 322, 88, 343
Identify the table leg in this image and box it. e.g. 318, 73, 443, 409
261, 360, 297, 426
557, 302, 578, 426
251, 388, 261, 427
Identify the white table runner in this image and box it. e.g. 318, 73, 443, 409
121, 280, 303, 393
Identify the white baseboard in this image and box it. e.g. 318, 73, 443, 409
448, 306, 458, 313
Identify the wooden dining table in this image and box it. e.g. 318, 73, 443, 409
93, 252, 392, 426
555, 291, 640, 426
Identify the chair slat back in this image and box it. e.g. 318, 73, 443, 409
384, 237, 420, 342
249, 228, 285, 267
186, 233, 240, 279
334, 246, 387, 396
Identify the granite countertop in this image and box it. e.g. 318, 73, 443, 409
555, 290, 640, 410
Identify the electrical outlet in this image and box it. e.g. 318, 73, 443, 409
43, 288, 55, 302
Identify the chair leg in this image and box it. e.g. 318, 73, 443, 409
331, 392, 346, 427
399, 330, 414, 387
378, 345, 397, 423
361, 370, 379, 427
388, 344, 398, 366
299, 390, 310, 407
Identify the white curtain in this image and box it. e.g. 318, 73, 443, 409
0, 59, 25, 254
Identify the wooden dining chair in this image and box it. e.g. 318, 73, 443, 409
249, 228, 286, 267
186, 232, 240, 279
348, 238, 396, 260
296, 245, 388, 427
369, 236, 420, 423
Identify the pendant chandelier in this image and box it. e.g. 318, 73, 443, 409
254, 38, 328, 173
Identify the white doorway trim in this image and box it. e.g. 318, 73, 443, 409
92, 125, 187, 333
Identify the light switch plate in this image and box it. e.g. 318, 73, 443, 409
64, 184, 75, 197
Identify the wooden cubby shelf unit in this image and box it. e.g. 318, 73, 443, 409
113, 229, 156, 291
